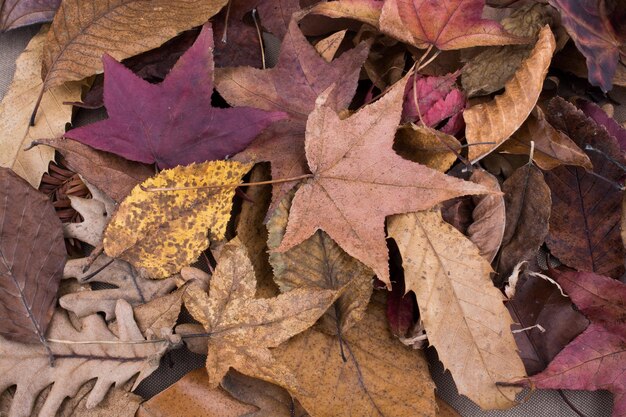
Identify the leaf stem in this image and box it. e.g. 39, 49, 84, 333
251, 9, 266, 70
142, 173, 314, 192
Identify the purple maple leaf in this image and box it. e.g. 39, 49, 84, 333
65, 24, 286, 169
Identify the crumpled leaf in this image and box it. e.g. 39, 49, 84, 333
0, 0, 60, 31
32, 138, 153, 202
267, 190, 373, 332
379, 0, 527, 50
60, 255, 176, 320
0, 300, 170, 417
506, 270, 589, 375
549, 0, 626, 91
65, 25, 285, 169
499, 106, 592, 170
137, 369, 257, 417
544, 97, 625, 278
402, 71, 466, 135
388, 210, 525, 409
104, 160, 252, 278
62, 180, 115, 247
276, 76, 489, 285
0, 168, 66, 345
496, 164, 551, 280
520, 270, 626, 417
464, 26, 556, 162
242, 295, 437, 416
0, 26, 81, 187
183, 238, 339, 387
41, 0, 229, 89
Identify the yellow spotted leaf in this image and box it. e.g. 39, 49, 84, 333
104, 160, 252, 278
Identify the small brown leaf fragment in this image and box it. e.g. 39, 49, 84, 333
388, 210, 525, 409
0, 168, 66, 345
436, 396, 461, 417
267, 191, 373, 332
465, 26, 556, 162
314, 30, 347, 62
394, 124, 462, 172
467, 169, 506, 262
137, 369, 257, 417
499, 107, 592, 171
245, 296, 437, 417
496, 165, 551, 280
182, 238, 339, 388
33, 138, 153, 202
309, 0, 383, 28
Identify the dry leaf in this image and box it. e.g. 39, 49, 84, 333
63, 180, 116, 247
183, 238, 339, 388
309, 0, 383, 28
0, 26, 81, 187
314, 30, 347, 62
41, 0, 229, 89
248, 296, 437, 416
0, 168, 66, 345
394, 124, 462, 172
464, 26, 556, 162
0, 300, 169, 417
276, 75, 489, 286
60, 255, 176, 320
267, 190, 373, 332
499, 107, 592, 170
104, 160, 252, 278
388, 210, 525, 409
0, 0, 60, 31
496, 164, 551, 280
436, 396, 461, 417
137, 369, 257, 417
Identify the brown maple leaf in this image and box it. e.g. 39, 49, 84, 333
276, 76, 490, 286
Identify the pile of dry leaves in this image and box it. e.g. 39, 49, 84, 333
0, 0, 625, 416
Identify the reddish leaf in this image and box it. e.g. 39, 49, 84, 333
380, 0, 526, 50
544, 98, 625, 278
577, 99, 626, 153
522, 270, 626, 417
0, 168, 66, 344
65, 24, 286, 169
402, 71, 466, 135
548, 0, 626, 92
0, 0, 60, 31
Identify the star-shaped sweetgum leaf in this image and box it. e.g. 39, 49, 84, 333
64, 24, 286, 169
275, 76, 490, 286
217, 19, 370, 213
380, 0, 528, 50
520, 270, 626, 417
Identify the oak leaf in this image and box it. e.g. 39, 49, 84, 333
548, 0, 626, 92
267, 190, 373, 332
40, 0, 229, 89
495, 164, 551, 280
182, 238, 339, 387
0, 168, 66, 345
104, 160, 252, 279
520, 270, 626, 417
0, 26, 81, 187
464, 25, 556, 162
0, 300, 169, 417
276, 76, 489, 285
60, 255, 176, 320
543, 98, 625, 278
379, 0, 527, 50
499, 107, 592, 171
65, 25, 285, 169
387, 210, 526, 409
62, 180, 115, 247
0, 0, 60, 31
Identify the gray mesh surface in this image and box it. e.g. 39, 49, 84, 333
0, 25, 620, 417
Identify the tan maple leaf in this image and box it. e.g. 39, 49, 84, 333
182, 238, 339, 388
275, 75, 490, 285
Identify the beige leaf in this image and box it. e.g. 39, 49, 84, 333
267, 190, 373, 332
387, 210, 525, 409
41, 0, 228, 89
314, 30, 347, 62
394, 124, 462, 172
464, 25, 555, 162
0, 26, 81, 187
63, 179, 116, 247
137, 369, 257, 417
182, 238, 339, 388
0, 300, 168, 417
